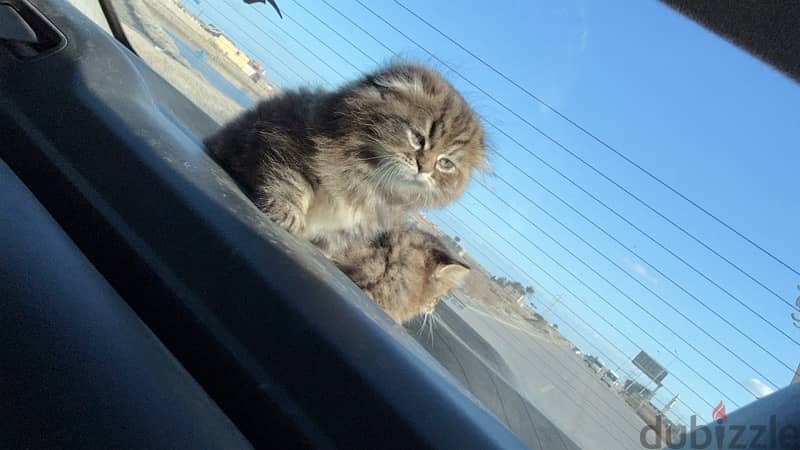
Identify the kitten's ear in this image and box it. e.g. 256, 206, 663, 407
435, 262, 470, 287
362, 75, 392, 100
370, 72, 425, 97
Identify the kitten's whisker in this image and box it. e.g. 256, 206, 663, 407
377, 164, 394, 197
375, 163, 400, 200
367, 163, 386, 192
417, 313, 429, 336
358, 153, 395, 162
428, 312, 435, 347
390, 166, 401, 197
356, 156, 390, 163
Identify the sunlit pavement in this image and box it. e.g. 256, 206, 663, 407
410, 297, 649, 450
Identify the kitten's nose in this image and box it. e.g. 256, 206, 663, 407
416, 155, 435, 174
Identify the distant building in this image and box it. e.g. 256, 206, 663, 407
792, 362, 800, 385
213, 34, 250, 69
241, 64, 257, 79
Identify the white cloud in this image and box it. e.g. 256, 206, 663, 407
744, 378, 775, 399
622, 256, 659, 284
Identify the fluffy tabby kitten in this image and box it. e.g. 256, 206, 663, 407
205, 63, 486, 255
333, 227, 470, 324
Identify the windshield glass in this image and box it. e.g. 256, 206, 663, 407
97, 1, 800, 449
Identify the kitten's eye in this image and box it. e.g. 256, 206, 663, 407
437, 157, 455, 172
410, 131, 425, 150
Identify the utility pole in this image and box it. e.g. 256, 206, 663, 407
549, 293, 563, 310
661, 393, 679, 415
792, 287, 800, 384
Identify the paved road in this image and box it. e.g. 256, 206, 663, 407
408, 301, 581, 450
409, 296, 648, 450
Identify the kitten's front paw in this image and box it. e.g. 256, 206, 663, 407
261, 199, 306, 235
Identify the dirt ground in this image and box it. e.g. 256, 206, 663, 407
457, 261, 568, 344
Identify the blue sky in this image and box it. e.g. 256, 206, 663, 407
182, 0, 800, 425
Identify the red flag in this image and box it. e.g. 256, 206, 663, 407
711, 400, 727, 423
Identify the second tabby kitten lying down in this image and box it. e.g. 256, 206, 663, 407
332, 227, 469, 324
205, 63, 486, 256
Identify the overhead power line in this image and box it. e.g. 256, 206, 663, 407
391, 0, 800, 282
203, 1, 314, 85
239, 0, 712, 418
350, 0, 797, 313
313, 0, 798, 348
216, 0, 332, 85
248, 3, 349, 81
439, 210, 698, 424
450, 201, 741, 409
287, 0, 380, 65
193, 0, 785, 421
481, 126, 800, 350
466, 183, 779, 395
434, 218, 684, 436
479, 171, 796, 376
